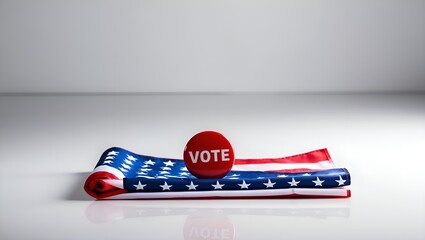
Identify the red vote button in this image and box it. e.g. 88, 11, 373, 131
183, 131, 235, 179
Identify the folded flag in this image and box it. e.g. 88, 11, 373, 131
84, 147, 351, 199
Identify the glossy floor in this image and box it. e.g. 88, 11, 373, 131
0, 94, 424, 239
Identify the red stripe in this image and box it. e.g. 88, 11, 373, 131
235, 148, 332, 165
265, 168, 323, 173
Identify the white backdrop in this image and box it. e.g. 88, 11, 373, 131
1, 0, 425, 93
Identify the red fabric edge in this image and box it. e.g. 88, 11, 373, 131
84, 171, 127, 199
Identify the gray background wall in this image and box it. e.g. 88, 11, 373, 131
1, 0, 424, 93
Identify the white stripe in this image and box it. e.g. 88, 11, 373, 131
103, 188, 349, 199
93, 165, 125, 179
293, 188, 348, 196
232, 160, 334, 171
103, 179, 124, 189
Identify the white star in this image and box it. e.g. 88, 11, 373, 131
160, 181, 172, 190
160, 171, 170, 175
145, 160, 155, 165
186, 181, 198, 190
277, 174, 288, 178
121, 163, 131, 169
107, 150, 119, 156
302, 173, 312, 176
212, 181, 225, 190
238, 180, 251, 189
105, 156, 115, 160
263, 179, 276, 188
119, 167, 128, 172
288, 178, 300, 187
336, 176, 346, 186
180, 167, 188, 171
161, 167, 172, 171
312, 177, 325, 186
103, 160, 113, 164
180, 172, 190, 176
140, 168, 152, 172
124, 159, 133, 165
126, 154, 137, 161
137, 171, 147, 175
133, 181, 147, 190
164, 160, 175, 166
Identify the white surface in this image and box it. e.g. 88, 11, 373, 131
1, 0, 425, 93
0, 94, 424, 239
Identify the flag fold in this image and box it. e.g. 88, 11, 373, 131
84, 147, 351, 199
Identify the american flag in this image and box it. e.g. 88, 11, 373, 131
84, 147, 351, 199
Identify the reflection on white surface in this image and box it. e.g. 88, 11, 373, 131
86, 200, 350, 224
85, 200, 350, 239
184, 214, 235, 240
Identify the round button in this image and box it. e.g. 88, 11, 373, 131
183, 131, 235, 179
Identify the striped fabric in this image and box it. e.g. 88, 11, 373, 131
84, 147, 351, 199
